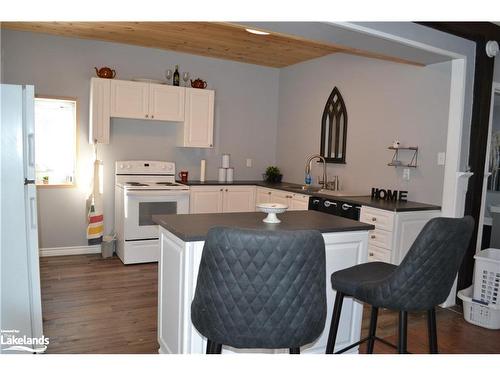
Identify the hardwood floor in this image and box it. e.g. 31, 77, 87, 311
39, 254, 500, 354
40, 255, 158, 354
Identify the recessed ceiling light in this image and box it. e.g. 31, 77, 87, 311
245, 28, 270, 36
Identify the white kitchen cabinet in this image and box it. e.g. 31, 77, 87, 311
360, 206, 440, 264
89, 78, 111, 144
255, 187, 309, 211
110, 80, 149, 119
179, 88, 214, 148
289, 193, 309, 211
222, 186, 256, 213
149, 84, 185, 121
190, 186, 224, 214
190, 186, 255, 214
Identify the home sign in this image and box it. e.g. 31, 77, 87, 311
371, 187, 408, 202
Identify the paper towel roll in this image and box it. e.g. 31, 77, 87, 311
218, 168, 227, 182
200, 160, 206, 182
222, 154, 230, 169
226, 168, 234, 183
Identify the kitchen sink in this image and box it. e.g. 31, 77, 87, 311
280, 185, 321, 193
317, 189, 367, 197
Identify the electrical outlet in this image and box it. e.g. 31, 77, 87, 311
403, 168, 410, 181
437, 152, 446, 166
246, 158, 252, 167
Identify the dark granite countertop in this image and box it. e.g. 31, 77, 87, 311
153, 211, 375, 242
179, 180, 441, 212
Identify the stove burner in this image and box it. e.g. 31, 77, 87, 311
156, 182, 177, 186
125, 182, 149, 187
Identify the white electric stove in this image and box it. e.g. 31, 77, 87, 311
115, 160, 190, 264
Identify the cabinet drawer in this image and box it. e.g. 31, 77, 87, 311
368, 244, 391, 263
368, 228, 392, 250
360, 206, 394, 232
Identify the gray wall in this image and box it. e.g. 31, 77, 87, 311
494, 54, 500, 82
1, 30, 280, 247
486, 99, 500, 219
276, 53, 451, 205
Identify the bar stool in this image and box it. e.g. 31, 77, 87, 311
191, 227, 327, 354
325, 216, 474, 354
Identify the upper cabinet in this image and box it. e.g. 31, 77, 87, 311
90, 78, 214, 147
149, 84, 185, 122
179, 88, 214, 148
89, 78, 111, 144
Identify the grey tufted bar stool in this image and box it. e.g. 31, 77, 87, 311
325, 216, 474, 354
191, 227, 327, 354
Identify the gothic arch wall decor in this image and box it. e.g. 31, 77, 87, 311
320, 87, 348, 164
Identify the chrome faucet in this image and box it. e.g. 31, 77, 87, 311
305, 154, 327, 189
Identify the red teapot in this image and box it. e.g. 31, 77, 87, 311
94, 67, 116, 79
190, 78, 207, 89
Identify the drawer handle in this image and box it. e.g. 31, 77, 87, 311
369, 252, 374, 256
371, 235, 376, 239
372, 217, 377, 222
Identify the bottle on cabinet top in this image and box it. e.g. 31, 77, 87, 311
173, 65, 180, 87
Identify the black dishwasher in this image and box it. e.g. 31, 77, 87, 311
308, 196, 361, 221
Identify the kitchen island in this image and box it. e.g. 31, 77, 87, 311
153, 210, 374, 354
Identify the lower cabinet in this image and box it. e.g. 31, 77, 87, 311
190, 186, 256, 214
360, 205, 440, 264
255, 187, 309, 211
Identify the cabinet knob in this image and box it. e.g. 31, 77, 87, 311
372, 217, 377, 222
145, 114, 149, 118
225, 189, 228, 192
151, 115, 154, 119
369, 252, 374, 256
268, 192, 272, 195
220, 188, 223, 191
371, 235, 376, 239
209, 144, 213, 147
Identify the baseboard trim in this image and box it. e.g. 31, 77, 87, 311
39, 245, 101, 257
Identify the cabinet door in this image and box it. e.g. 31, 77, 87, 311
269, 189, 291, 206
110, 80, 149, 119
189, 187, 223, 214
89, 78, 110, 144
256, 188, 272, 207
289, 193, 309, 211
149, 84, 185, 121
222, 186, 256, 213
182, 88, 214, 148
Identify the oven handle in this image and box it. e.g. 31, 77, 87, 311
126, 189, 190, 197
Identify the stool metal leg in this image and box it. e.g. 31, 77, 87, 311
206, 339, 222, 354
289, 347, 300, 354
427, 308, 438, 354
398, 311, 408, 354
325, 291, 345, 354
366, 306, 379, 354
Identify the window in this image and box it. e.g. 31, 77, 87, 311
34, 97, 77, 186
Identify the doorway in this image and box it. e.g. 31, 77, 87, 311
478, 83, 500, 251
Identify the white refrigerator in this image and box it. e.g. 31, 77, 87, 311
1, 84, 44, 353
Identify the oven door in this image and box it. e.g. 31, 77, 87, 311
123, 190, 189, 240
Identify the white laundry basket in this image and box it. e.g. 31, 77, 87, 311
473, 248, 500, 305
458, 286, 500, 329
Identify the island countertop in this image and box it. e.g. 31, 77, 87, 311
153, 210, 375, 242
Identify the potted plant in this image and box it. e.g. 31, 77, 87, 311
42, 176, 49, 185
263, 166, 283, 183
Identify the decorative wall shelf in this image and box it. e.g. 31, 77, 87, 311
387, 146, 418, 168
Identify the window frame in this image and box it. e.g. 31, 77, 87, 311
34, 95, 79, 189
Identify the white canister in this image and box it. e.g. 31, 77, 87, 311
200, 159, 206, 182
222, 154, 230, 169
226, 168, 234, 183
218, 168, 227, 182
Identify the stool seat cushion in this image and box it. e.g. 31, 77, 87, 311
331, 262, 397, 297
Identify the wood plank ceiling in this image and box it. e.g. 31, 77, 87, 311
1, 22, 423, 68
